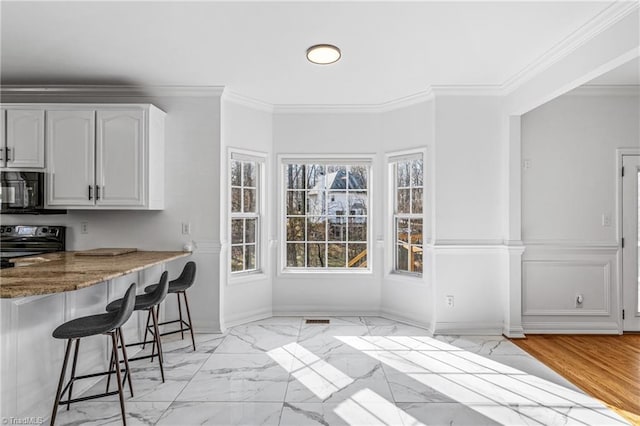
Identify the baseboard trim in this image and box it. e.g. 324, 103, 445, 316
223, 308, 273, 329
272, 308, 380, 317
523, 321, 621, 334
432, 321, 504, 336
503, 325, 526, 339
193, 321, 223, 334
379, 308, 431, 331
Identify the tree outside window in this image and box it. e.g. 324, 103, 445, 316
394, 157, 423, 274
231, 159, 259, 273
284, 163, 369, 270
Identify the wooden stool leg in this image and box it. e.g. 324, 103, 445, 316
118, 328, 134, 397
110, 331, 127, 426
142, 309, 151, 350
66, 339, 81, 410
182, 291, 196, 351
105, 347, 115, 393
150, 306, 158, 363
50, 339, 72, 426
151, 307, 165, 383
176, 292, 185, 340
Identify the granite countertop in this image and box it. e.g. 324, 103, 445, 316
0, 251, 191, 298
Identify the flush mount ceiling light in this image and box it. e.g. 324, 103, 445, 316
306, 44, 341, 65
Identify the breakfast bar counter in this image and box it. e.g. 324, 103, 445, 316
0, 251, 190, 298
0, 250, 191, 422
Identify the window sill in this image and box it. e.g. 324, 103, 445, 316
278, 268, 373, 277
385, 271, 426, 284
228, 270, 268, 285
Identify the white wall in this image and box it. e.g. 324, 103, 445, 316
220, 95, 274, 328
380, 100, 433, 327
521, 90, 639, 333
523, 92, 638, 242
429, 95, 508, 334
272, 111, 384, 314
2, 91, 223, 332
433, 95, 505, 241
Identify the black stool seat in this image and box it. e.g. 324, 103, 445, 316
142, 261, 196, 351
144, 261, 196, 294
105, 271, 169, 385
105, 292, 159, 312
50, 283, 136, 426
53, 312, 125, 339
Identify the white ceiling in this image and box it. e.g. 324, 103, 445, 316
0, 1, 621, 105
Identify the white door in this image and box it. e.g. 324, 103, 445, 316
46, 110, 96, 206
6, 109, 45, 168
622, 154, 640, 331
96, 109, 145, 207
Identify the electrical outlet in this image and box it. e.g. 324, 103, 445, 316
445, 295, 454, 308
80, 221, 89, 234
182, 222, 191, 235
522, 159, 532, 170
602, 214, 611, 227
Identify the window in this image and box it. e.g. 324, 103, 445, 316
283, 162, 370, 270
230, 157, 260, 273
393, 155, 423, 274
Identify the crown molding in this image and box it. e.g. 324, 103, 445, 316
567, 84, 639, 96
377, 88, 435, 112
0, 84, 225, 98
430, 85, 503, 97
272, 102, 386, 114
273, 89, 437, 114
221, 89, 273, 112
502, 1, 640, 94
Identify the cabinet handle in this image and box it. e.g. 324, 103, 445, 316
96, 185, 100, 200
5, 147, 11, 162
0, 147, 3, 161
88, 185, 93, 200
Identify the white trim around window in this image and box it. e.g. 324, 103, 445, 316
228, 148, 267, 280
386, 147, 426, 279
278, 153, 375, 275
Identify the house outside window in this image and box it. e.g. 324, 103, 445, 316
392, 155, 423, 275
283, 161, 370, 271
230, 156, 261, 273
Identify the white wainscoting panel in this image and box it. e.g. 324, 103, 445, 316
522, 242, 619, 334
523, 260, 611, 315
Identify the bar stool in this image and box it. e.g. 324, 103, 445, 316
143, 261, 197, 351
105, 271, 169, 384
50, 283, 137, 426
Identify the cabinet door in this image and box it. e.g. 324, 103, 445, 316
0, 109, 5, 167
6, 109, 45, 168
46, 110, 96, 206
96, 109, 145, 206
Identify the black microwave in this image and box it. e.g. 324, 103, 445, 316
0, 172, 65, 214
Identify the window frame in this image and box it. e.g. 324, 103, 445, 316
278, 154, 374, 275
388, 149, 425, 277
229, 149, 266, 277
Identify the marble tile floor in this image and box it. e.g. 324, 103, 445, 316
52, 317, 630, 425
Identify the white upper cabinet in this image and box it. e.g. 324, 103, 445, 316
96, 109, 145, 206
42, 104, 165, 210
46, 110, 96, 206
3, 109, 45, 168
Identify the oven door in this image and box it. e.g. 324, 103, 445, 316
0, 172, 44, 211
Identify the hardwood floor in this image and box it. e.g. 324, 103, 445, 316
511, 334, 640, 425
